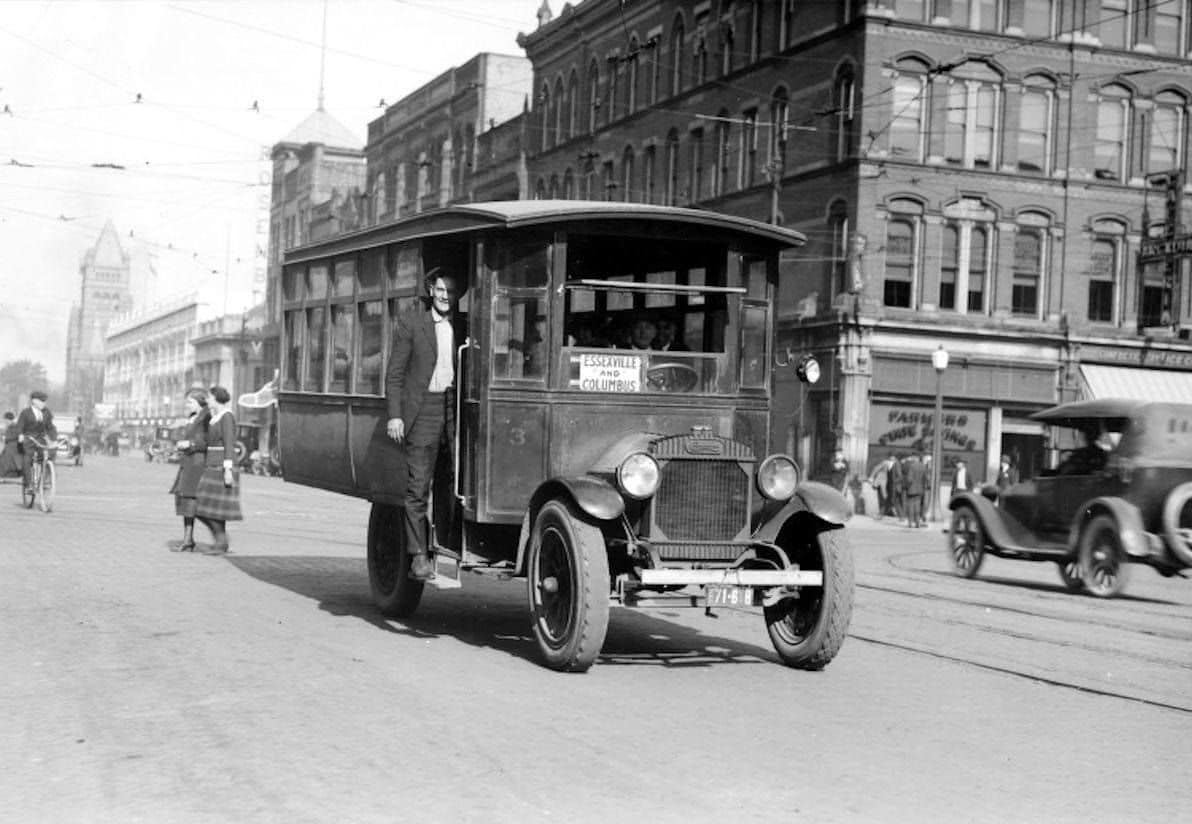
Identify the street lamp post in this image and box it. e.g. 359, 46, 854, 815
930, 345, 949, 522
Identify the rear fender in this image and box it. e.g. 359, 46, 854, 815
1072, 497, 1149, 559
753, 481, 850, 544
513, 476, 624, 575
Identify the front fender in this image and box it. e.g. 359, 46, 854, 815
513, 475, 625, 576
948, 490, 1016, 549
1074, 497, 1150, 559
753, 481, 851, 543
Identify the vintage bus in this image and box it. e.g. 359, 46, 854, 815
279, 201, 854, 672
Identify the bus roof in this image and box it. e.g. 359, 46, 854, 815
285, 200, 806, 264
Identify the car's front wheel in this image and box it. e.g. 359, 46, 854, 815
1056, 559, 1085, 592
948, 505, 985, 578
1079, 514, 1130, 598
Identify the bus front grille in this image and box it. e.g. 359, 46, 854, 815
654, 459, 748, 542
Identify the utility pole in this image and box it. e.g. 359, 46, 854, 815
1138, 170, 1189, 334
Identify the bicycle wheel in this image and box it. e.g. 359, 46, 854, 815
22, 464, 37, 508
38, 460, 54, 513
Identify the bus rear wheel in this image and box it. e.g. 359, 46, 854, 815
527, 499, 610, 672
367, 503, 424, 618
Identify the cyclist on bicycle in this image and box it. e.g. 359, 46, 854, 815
16, 390, 57, 492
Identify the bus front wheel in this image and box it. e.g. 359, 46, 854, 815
527, 499, 610, 672
367, 503, 424, 618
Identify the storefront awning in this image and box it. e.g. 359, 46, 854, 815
1079, 364, 1192, 403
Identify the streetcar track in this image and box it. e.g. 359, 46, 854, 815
857, 581, 1192, 644
851, 633, 1192, 715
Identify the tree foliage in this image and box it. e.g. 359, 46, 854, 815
0, 360, 49, 412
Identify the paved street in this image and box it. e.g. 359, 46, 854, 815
2, 453, 1190, 823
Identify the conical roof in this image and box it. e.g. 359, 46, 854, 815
280, 109, 362, 150
88, 219, 126, 268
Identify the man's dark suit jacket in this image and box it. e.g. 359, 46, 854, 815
385, 302, 459, 427
15, 406, 57, 444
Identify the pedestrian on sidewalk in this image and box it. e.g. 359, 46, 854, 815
168, 388, 210, 552
194, 386, 242, 554
903, 450, 928, 528
890, 452, 906, 522
868, 453, 894, 520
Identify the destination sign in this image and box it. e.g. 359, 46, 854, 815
571, 353, 642, 393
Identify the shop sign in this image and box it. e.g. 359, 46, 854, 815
1079, 345, 1192, 370
870, 403, 986, 452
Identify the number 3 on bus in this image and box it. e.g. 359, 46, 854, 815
278, 201, 854, 673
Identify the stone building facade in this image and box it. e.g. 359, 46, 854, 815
518, 0, 1192, 487
104, 295, 200, 430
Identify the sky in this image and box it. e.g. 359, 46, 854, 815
0, 0, 541, 382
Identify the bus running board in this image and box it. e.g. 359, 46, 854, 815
428, 553, 463, 590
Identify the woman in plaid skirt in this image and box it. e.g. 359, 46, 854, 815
168, 388, 210, 551
194, 385, 242, 553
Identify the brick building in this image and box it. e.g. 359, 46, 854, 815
363, 52, 533, 218
518, 0, 1192, 487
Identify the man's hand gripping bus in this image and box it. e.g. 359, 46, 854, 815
279, 202, 855, 672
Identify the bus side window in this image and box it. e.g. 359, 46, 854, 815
494, 294, 546, 381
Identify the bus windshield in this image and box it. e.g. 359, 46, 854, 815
560, 232, 769, 395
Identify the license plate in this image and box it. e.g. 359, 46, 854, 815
705, 584, 755, 608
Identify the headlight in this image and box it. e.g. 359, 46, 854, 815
617, 452, 660, 499
757, 454, 799, 501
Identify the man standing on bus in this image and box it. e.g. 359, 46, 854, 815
385, 268, 462, 581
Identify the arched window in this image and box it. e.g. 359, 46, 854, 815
1088, 218, 1126, 324
1018, 75, 1055, 174
828, 200, 850, 299
622, 145, 636, 202
539, 82, 552, 152
769, 87, 789, 169
1149, 90, 1186, 175
833, 67, 855, 162
940, 198, 997, 315
627, 38, 640, 113
562, 168, 575, 199
553, 77, 565, 146
721, 16, 735, 76
781, 0, 795, 48
1095, 84, 1132, 181
549, 174, 559, 198
643, 145, 656, 204
535, 177, 547, 200
1013, 212, 1051, 318
714, 109, 733, 197
671, 19, 686, 96
889, 58, 929, 161
588, 60, 601, 133
689, 127, 705, 202
566, 70, 578, 140
665, 129, 680, 206
693, 32, 708, 87
883, 199, 922, 308
607, 53, 621, 123
944, 61, 1002, 170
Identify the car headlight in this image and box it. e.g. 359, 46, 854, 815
617, 452, 660, 499
757, 454, 799, 501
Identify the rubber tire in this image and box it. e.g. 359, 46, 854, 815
1056, 559, 1085, 592
38, 460, 54, 513
764, 528, 855, 670
1080, 514, 1130, 598
527, 499, 610, 673
948, 504, 985, 578
1160, 481, 1192, 567
21, 465, 35, 509
367, 503, 424, 618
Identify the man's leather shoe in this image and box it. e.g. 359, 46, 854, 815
408, 554, 435, 581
